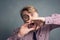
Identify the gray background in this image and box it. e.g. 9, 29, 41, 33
0, 0, 60, 40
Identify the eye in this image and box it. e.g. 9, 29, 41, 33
22, 14, 29, 21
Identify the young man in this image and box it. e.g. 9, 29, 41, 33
7, 6, 60, 40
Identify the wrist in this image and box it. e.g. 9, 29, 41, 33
32, 17, 45, 22
41, 17, 45, 22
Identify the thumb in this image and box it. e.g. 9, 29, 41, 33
28, 28, 35, 31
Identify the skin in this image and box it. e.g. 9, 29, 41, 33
18, 11, 45, 37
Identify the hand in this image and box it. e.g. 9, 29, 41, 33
18, 23, 35, 37
32, 17, 45, 22
31, 17, 45, 30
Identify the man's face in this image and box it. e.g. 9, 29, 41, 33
22, 11, 39, 23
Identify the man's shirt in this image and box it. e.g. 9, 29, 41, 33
7, 14, 60, 40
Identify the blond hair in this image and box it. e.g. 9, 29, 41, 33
20, 5, 38, 19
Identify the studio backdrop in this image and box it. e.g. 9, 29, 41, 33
0, 0, 60, 40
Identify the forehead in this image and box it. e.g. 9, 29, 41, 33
22, 10, 38, 16
22, 10, 32, 15
22, 11, 28, 14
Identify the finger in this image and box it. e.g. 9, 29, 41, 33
28, 28, 35, 31
22, 23, 29, 27
35, 26, 40, 30
32, 17, 41, 20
